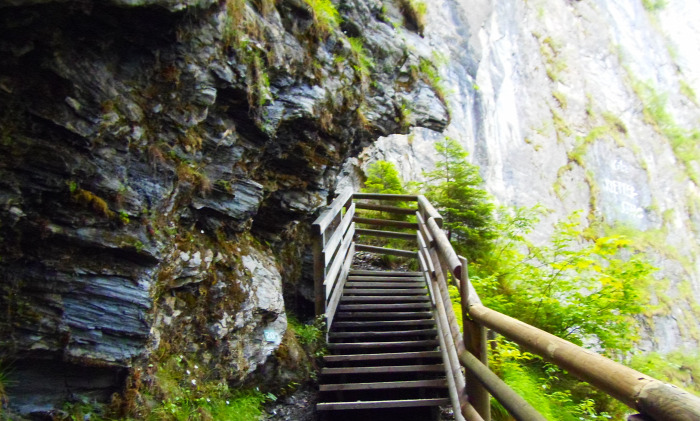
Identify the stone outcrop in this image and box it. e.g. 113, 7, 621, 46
0, 0, 448, 415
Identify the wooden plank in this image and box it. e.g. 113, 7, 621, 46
331, 320, 435, 329
338, 303, 431, 311
354, 202, 418, 215
340, 295, 430, 302
344, 282, 425, 288
347, 275, 425, 282
352, 193, 419, 201
356, 228, 416, 241
312, 190, 352, 236
337, 311, 433, 320
355, 244, 418, 258
320, 379, 447, 392
325, 243, 355, 330
324, 223, 355, 295
317, 398, 450, 411
322, 364, 445, 375
349, 270, 423, 276
327, 340, 439, 350
323, 351, 441, 363
417, 195, 443, 227
342, 288, 427, 295
329, 329, 438, 339
323, 203, 355, 267
353, 216, 418, 229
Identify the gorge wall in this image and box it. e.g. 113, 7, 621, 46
348, 0, 700, 354
0, 0, 448, 415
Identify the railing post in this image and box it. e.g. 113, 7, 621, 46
460, 256, 491, 421
312, 223, 325, 316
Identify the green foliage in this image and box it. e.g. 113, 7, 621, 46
363, 161, 406, 195
476, 208, 656, 354
348, 37, 374, 92
287, 315, 327, 357
423, 137, 495, 262
642, 0, 667, 12
629, 350, 700, 396
489, 338, 617, 420
304, 0, 342, 35
417, 56, 448, 105
470, 208, 658, 418
146, 356, 273, 421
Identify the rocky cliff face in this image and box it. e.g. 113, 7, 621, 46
0, 0, 447, 415
350, 0, 700, 353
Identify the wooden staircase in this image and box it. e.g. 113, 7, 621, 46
317, 269, 450, 420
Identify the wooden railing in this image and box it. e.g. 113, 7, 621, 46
312, 192, 700, 421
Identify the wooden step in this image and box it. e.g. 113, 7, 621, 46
332, 320, 435, 329
350, 270, 423, 277
338, 303, 432, 311
340, 295, 429, 302
323, 351, 442, 363
320, 379, 447, 392
329, 329, 437, 339
317, 398, 450, 411
327, 340, 439, 350
335, 311, 434, 319
345, 282, 426, 288
322, 364, 445, 376
342, 288, 427, 295
347, 276, 425, 282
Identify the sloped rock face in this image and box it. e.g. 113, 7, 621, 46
0, 0, 448, 414
350, 0, 700, 353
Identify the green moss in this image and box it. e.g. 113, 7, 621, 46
628, 77, 700, 184
552, 91, 567, 109
679, 80, 698, 104
177, 163, 212, 195
551, 109, 571, 140
416, 55, 448, 106
348, 37, 374, 92
642, 0, 668, 12
396, 0, 428, 36
538, 36, 567, 82
71, 188, 116, 219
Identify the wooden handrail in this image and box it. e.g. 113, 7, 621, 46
352, 193, 419, 201
468, 303, 700, 420
312, 193, 700, 421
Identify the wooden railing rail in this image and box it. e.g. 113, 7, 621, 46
312, 192, 700, 421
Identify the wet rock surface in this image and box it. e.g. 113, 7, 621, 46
0, 0, 447, 415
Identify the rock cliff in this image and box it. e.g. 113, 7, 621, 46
0, 0, 448, 415
350, 0, 700, 353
